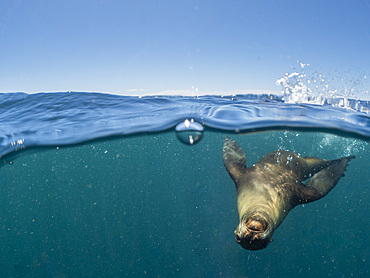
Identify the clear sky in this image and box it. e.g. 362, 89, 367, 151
0, 0, 369, 95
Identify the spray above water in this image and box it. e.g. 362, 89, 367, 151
175, 119, 204, 145
276, 61, 369, 112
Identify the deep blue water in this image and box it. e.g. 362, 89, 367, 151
0, 92, 369, 277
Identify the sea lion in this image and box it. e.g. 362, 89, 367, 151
222, 137, 355, 251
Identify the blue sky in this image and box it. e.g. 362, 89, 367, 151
0, 0, 369, 95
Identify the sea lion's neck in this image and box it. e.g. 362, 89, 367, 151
238, 197, 281, 228
237, 180, 293, 230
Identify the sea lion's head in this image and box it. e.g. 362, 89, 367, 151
235, 212, 273, 251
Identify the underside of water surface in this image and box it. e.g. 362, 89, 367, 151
1, 92, 369, 159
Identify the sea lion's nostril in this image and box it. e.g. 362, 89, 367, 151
235, 234, 241, 242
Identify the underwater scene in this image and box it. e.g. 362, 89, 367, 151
0, 88, 369, 277
1, 0, 369, 277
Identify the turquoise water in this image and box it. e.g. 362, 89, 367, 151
0, 93, 369, 277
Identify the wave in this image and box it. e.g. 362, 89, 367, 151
0, 92, 369, 159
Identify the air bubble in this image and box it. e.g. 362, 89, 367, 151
175, 119, 204, 145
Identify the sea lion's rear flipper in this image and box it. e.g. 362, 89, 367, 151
223, 137, 247, 183
295, 155, 355, 204
296, 156, 337, 180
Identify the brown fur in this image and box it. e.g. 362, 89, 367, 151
223, 137, 355, 251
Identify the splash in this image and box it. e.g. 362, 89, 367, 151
276, 61, 369, 113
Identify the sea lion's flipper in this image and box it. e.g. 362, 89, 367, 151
297, 156, 337, 180
257, 151, 334, 180
289, 154, 354, 181
223, 137, 246, 182
294, 155, 355, 204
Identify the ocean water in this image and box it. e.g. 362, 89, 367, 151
0, 92, 369, 277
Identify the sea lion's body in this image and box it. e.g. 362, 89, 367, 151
223, 137, 355, 250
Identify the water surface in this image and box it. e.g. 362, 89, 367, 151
0, 92, 368, 277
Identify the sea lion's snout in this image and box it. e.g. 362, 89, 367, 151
235, 216, 272, 251
247, 219, 267, 232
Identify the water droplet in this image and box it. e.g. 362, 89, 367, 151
175, 119, 204, 145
